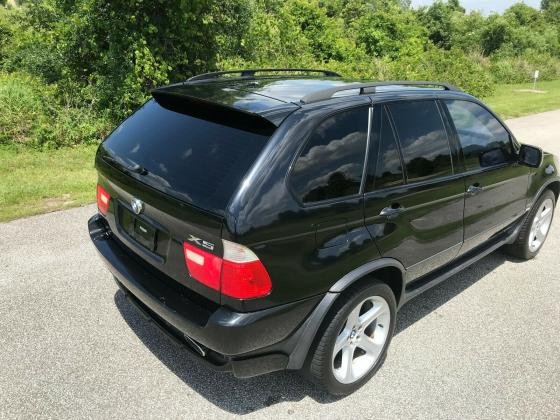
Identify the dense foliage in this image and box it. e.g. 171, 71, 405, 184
1, 0, 560, 147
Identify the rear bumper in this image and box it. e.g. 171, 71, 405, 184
88, 214, 322, 377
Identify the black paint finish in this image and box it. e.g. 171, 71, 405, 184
91, 75, 560, 376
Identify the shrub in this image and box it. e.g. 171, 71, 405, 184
49, 0, 252, 119
0, 4, 61, 83
0, 6, 15, 63
389, 47, 494, 97
490, 53, 560, 84
0, 72, 111, 147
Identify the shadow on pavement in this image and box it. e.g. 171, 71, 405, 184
114, 290, 338, 414
114, 249, 516, 414
395, 250, 516, 334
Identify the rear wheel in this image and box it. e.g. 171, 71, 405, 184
504, 190, 555, 260
305, 282, 396, 395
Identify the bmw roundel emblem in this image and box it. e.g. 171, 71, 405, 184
130, 198, 144, 215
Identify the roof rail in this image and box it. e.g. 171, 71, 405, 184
300, 81, 461, 104
187, 68, 342, 83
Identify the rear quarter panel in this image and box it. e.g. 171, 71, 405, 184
225, 97, 381, 311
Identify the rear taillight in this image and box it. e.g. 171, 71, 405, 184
96, 184, 110, 215
221, 240, 272, 299
183, 239, 272, 300
183, 243, 222, 291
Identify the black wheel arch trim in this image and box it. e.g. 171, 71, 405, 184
329, 258, 406, 298
287, 258, 405, 370
529, 177, 560, 208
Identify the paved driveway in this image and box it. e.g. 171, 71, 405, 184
1, 111, 559, 419
507, 109, 560, 156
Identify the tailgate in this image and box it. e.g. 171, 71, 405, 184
94, 95, 276, 304
96, 159, 225, 304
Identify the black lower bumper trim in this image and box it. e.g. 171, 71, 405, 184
117, 276, 289, 377
115, 277, 230, 369
231, 354, 288, 378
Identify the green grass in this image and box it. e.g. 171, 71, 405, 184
0, 144, 97, 222
485, 80, 560, 119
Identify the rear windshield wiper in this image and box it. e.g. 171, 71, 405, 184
102, 155, 148, 176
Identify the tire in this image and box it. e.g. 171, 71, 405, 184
504, 189, 556, 260
304, 282, 396, 396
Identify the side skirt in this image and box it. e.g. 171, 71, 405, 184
402, 214, 525, 304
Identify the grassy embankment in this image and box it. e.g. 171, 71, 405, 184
1, 80, 560, 222
0, 145, 98, 221
486, 80, 560, 118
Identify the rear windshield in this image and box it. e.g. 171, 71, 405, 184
101, 99, 271, 213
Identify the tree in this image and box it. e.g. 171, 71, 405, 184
542, 1, 560, 24
541, 0, 559, 10
448, 0, 465, 13
418, 1, 464, 49
480, 15, 509, 55
353, 2, 427, 58
49, 0, 250, 117
505, 2, 542, 26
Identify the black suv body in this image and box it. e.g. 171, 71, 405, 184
89, 69, 559, 394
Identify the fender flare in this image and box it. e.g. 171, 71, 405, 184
529, 177, 560, 209
329, 258, 406, 297
286, 258, 406, 370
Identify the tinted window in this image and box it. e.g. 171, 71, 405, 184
445, 100, 513, 170
388, 100, 453, 182
101, 99, 270, 213
367, 106, 404, 191
291, 107, 368, 203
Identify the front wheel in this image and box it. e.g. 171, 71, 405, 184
504, 190, 556, 260
304, 282, 396, 396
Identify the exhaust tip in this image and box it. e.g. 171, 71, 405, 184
183, 335, 206, 357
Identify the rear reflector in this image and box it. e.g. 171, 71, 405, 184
183, 243, 222, 291
183, 240, 272, 300
97, 184, 110, 215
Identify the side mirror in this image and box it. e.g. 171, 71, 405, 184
519, 144, 543, 168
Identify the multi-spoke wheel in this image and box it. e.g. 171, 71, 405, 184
505, 189, 556, 260
305, 282, 396, 396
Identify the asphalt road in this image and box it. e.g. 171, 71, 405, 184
1, 111, 559, 419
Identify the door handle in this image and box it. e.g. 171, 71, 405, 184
379, 204, 405, 219
466, 184, 483, 196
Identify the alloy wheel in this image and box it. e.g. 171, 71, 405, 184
331, 296, 391, 384
528, 198, 554, 253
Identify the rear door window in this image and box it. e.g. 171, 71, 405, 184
387, 100, 453, 182
444, 99, 514, 170
290, 107, 369, 203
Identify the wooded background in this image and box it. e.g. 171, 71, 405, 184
1, 0, 559, 148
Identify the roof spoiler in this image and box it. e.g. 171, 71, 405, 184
151, 88, 278, 136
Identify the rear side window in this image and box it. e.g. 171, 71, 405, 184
101, 99, 270, 213
388, 100, 453, 182
445, 100, 513, 170
290, 107, 368, 203
367, 106, 404, 192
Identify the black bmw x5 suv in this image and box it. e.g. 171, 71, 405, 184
89, 68, 559, 395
